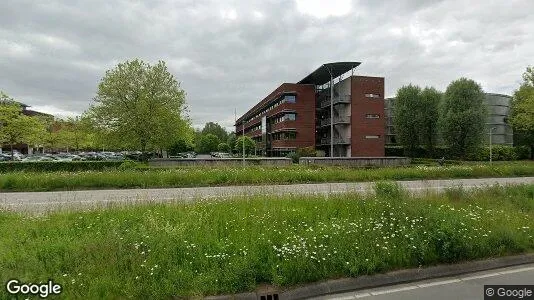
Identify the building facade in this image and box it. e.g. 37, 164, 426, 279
235, 62, 385, 157
384, 93, 514, 146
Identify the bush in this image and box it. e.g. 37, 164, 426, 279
118, 160, 145, 170
296, 146, 317, 157
386, 146, 450, 159
391, 145, 527, 161
385, 146, 404, 157
286, 152, 299, 164
0, 161, 124, 173
466, 145, 519, 161
515, 146, 531, 160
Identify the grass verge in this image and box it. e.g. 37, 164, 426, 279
1, 162, 534, 192
1, 184, 533, 298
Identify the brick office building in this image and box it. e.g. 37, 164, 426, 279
235, 62, 385, 157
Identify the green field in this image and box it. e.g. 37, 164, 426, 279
1, 162, 534, 192
1, 183, 533, 298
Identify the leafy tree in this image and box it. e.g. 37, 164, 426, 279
201, 122, 228, 142
217, 142, 231, 153
227, 133, 237, 154
197, 133, 220, 154
168, 138, 194, 155
419, 87, 441, 152
234, 136, 255, 156
441, 78, 486, 158
0, 100, 46, 157
393, 85, 422, 156
510, 66, 534, 159
88, 59, 191, 153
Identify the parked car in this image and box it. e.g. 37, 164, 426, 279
0, 153, 12, 161
22, 155, 58, 162
54, 153, 83, 161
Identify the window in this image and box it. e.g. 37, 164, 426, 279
365, 135, 380, 139
274, 113, 296, 124
365, 94, 381, 98
272, 132, 297, 140
366, 114, 380, 119
284, 95, 296, 103
285, 113, 296, 121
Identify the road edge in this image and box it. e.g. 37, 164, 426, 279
205, 253, 534, 300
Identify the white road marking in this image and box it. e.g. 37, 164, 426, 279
320, 264, 534, 299
497, 266, 534, 275
370, 285, 419, 295
460, 272, 501, 281
417, 279, 461, 288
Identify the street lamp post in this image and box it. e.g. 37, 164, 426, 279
489, 127, 497, 164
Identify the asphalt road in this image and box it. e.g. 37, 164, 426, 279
1, 177, 533, 213
311, 263, 534, 300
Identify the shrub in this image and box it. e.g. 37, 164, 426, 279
0, 161, 124, 173
386, 146, 451, 159
515, 146, 531, 160
296, 146, 317, 158
466, 145, 519, 161
373, 181, 404, 199
385, 146, 404, 157
118, 160, 145, 170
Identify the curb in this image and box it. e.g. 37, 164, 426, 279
204, 253, 534, 300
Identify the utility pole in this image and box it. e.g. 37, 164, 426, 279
489, 127, 496, 164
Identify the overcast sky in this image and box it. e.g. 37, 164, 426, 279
1, 0, 532, 130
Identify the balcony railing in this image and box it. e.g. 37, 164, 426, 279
319, 116, 350, 126
320, 95, 351, 108
320, 137, 351, 145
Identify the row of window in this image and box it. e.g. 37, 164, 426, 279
244, 95, 297, 124
245, 112, 379, 133
320, 135, 381, 139
274, 113, 296, 124
272, 132, 297, 140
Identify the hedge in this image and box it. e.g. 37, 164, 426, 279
387, 145, 531, 161
0, 161, 126, 173
385, 146, 450, 158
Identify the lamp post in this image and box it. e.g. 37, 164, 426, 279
489, 127, 497, 164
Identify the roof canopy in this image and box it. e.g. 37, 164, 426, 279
298, 62, 361, 85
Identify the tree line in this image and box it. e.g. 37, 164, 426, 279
169, 121, 256, 156
392, 67, 534, 159
1, 58, 257, 157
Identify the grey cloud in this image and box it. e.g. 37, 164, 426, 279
1, 0, 533, 129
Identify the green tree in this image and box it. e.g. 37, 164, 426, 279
234, 136, 255, 156
0, 101, 46, 158
441, 78, 486, 158
217, 142, 231, 153
197, 133, 220, 154
227, 133, 237, 154
201, 122, 228, 142
88, 59, 191, 153
510, 66, 534, 159
393, 85, 422, 156
419, 87, 441, 152
168, 138, 194, 155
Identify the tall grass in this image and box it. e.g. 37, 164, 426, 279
1, 184, 533, 298
1, 163, 534, 192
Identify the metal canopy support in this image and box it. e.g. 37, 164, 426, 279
325, 65, 334, 158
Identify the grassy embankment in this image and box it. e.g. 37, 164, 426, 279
1, 183, 533, 298
1, 162, 534, 192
